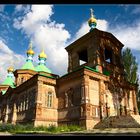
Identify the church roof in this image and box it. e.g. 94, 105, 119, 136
1, 66, 15, 89
1, 90, 6, 95
2, 76, 15, 88
35, 64, 51, 73
65, 28, 124, 51
21, 61, 35, 71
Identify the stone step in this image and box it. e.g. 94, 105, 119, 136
131, 115, 140, 124
94, 115, 140, 128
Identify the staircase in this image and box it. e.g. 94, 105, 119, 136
131, 115, 140, 124
94, 115, 140, 128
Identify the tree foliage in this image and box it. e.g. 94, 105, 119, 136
122, 47, 138, 84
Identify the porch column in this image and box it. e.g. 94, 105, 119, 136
99, 79, 105, 119
132, 89, 139, 115
81, 75, 89, 104
12, 103, 17, 124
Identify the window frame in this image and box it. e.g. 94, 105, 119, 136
46, 92, 53, 108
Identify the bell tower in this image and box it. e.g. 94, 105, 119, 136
65, 9, 124, 78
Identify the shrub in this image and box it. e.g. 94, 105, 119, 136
55, 125, 84, 132
0, 123, 84, 133
68, 125, 83, 131
24, 124, 34, 131
56, 125, 70, 132
0, 123, 15, 132
47, 125, 57, 132
34, 125, 48, 131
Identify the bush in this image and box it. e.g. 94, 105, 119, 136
24, 124, 34, 131
0, 123, 15, 132
0, 123, 84, 133
47, 125, 57, 132
57, 125, 70, 132
0, 123, 34, 133
54, 125, 84, 132
15, 124, 27, 131
68, 125, 83, 131
34, 125, 48, 131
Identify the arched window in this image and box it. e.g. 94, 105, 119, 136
47, 92, 53, 108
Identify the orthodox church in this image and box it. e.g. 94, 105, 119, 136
0, 9, 139, 129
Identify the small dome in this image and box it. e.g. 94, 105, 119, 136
88, 17, 97, 25
39, 50, 47, 59
27, 49, 35, 55
8, 66, 14, 73
88, 8, 97, 29
27, 41, 35, 55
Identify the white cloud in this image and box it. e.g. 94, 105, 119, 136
14, 5, 109, 76
15, 5, 24, 11
13, 18, 22, 30
97, 19, 108, 31
32, 23, 70, 74
14, 5, 53, 36
73, 17, 140, 78
13, 5, 70, 75
14, 5, 30, 14
0, 5, 5, 12
0, 40, 25, 83
74, 17, 140, 51
110, 22, 140, 50
119, 4, 131, 12
13, 5, 140, 78
131, 6, 140, 14
72, 19, 108, 42
108, 18, 140, 82
0, 40, 13, 54
75, 22, 89, 39
132, 8, 140, 14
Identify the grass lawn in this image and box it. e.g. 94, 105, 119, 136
0, 123, 85, 134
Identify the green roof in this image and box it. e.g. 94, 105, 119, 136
62, 65, 111, 78
35, 64, 51, 73
2, 90, 6, 95
2, 76, 15, 88
39, 73, 55, 79
84, 66, 98, 72
21, 61, 35, 71
103, 69, 110, 76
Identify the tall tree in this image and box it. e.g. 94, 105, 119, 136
122, 48, 140, 113
122, 47, 138, 84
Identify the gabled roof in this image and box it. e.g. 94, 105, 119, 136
1, 90, 6, 95
21, 61, 35, 71
2, 76, 15, 88
35, 63, 51, 73
65, 28, 124, 51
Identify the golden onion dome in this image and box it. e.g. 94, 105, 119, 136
7, 66, 14, 73
88, 17, 97, 24
27, 41, 35, 55
27, 49, 35, 55
39, 50, 47, 59
88, 8, 97, 24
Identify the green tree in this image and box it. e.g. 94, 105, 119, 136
122, 47, 140, 113
122, 47, 138, 84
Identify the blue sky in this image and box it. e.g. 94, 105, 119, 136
0, 4, 140, 82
